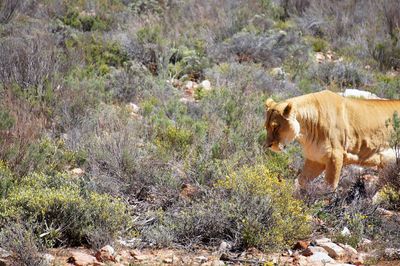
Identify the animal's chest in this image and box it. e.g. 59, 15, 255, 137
301, 141, 331, 163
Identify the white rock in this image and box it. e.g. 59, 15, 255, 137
185, 81, 195, 90
0, 248, 11, 258
71, 168, 85, 177
179, 97, 195, 104
201, 80, 212, 90
325, 262, 354, 266
101, 245, 115, 255
319, 242, 346, 259
127, 102, 140, 113
270, 67, 285, 79
339, 89, 380, 99
338, 243, 358, 256
195, 256, 208, 263
315, 237, 331, 246
42, 254, 55, 264
308, 252, 335, 264
341, 226, 351, 236
308, 246, 329, 254
384, 248, 400, 259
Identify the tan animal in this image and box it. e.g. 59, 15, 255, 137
265, 90, 400, 190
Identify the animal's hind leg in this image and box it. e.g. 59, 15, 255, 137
298, 159, 325, 189
325, 150, 344, 189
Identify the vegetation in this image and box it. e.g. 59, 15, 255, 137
0, 0, 400, 262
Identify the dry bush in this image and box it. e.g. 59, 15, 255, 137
0, 33, 61, 92
0, 89, 47, 174
0, 223, 46, 266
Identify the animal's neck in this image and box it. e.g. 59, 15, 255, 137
294, 101, 320, 145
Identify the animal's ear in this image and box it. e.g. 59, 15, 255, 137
282, 102, 292, 118
265, 98, 275, 110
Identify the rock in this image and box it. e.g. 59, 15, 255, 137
0, 248, 11, 259
315, 52, 325, 63
201, 80, 212, 90
95, 245, 115, 262
339, 89, 380, 99
307, 252, 335, 264
133, 254, 149, 261
218, 241, 231, 252
338, 243, 358, 256
194, 256, 208, 263
180, 183, 197, 200
314, 237, 332, 246
67, 251, 99, 266
341, 227, 351, 236
179, 97, 195, 104
293, 240, 309, 250
127, 102, 140, 113
0, 259, 7, 266
307, 246, 329, 254
324, 262, 354, 266
318, 241, 346, 259
184, 81, 197, 90
163, 258, 173, 263
70, 168, 85, 177
384, 248, 400, 260
270, 67, 286, 79
42, 253, 55, 264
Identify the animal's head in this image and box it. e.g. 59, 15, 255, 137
264, 98, 300, 152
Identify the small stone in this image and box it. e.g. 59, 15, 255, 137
384, 248, 400, 260
95, 245, 115, 262
307, 252, 335, 264
71, 168, 85, 177
307, 246, 329, 255
314, 237, 331, 246
127, 102, 140, 113
293, 240, 309, 250
201, 80, 212, 90
195, 256, 207, 263
0, 248, 11, 259
338, 243, 357, 256
184, 81, 195, 90
341, 226, 351, 236
218, 241, 231, 252
179, 97, 195, 104
318, 242, 346, 259
42, 253, 55, 264
211, 260, 225, 266
133, 254, 149, 261
180, 183, 197, 200
67, 251, 98, 266
163, 258, 173, 263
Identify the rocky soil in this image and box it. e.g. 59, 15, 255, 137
2, 236, 400, 265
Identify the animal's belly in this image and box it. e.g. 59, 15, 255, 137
344, 148, 396, 167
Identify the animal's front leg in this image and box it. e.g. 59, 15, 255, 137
324, 150, 344, 189
297, 159, 325, 189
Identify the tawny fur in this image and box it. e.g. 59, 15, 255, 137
265, 90, 400, 189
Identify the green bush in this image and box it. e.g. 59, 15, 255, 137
216, 164, 311, 248
145, 164, 311, 251
0, 169, 129, 247
62, 9, 109, 31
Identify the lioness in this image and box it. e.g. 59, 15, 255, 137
265, 90, 400, 190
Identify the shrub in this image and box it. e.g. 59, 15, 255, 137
0, 34, 61, 91
62, 9, 109, 31
0, 171, 129, 247
145, 164, 310, 251
216, 164, 311, 247
306, 61, 370, 89
0, 223, 46, 266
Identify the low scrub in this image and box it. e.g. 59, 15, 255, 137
144, 164, 311, 251
0, 163, 129, 248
